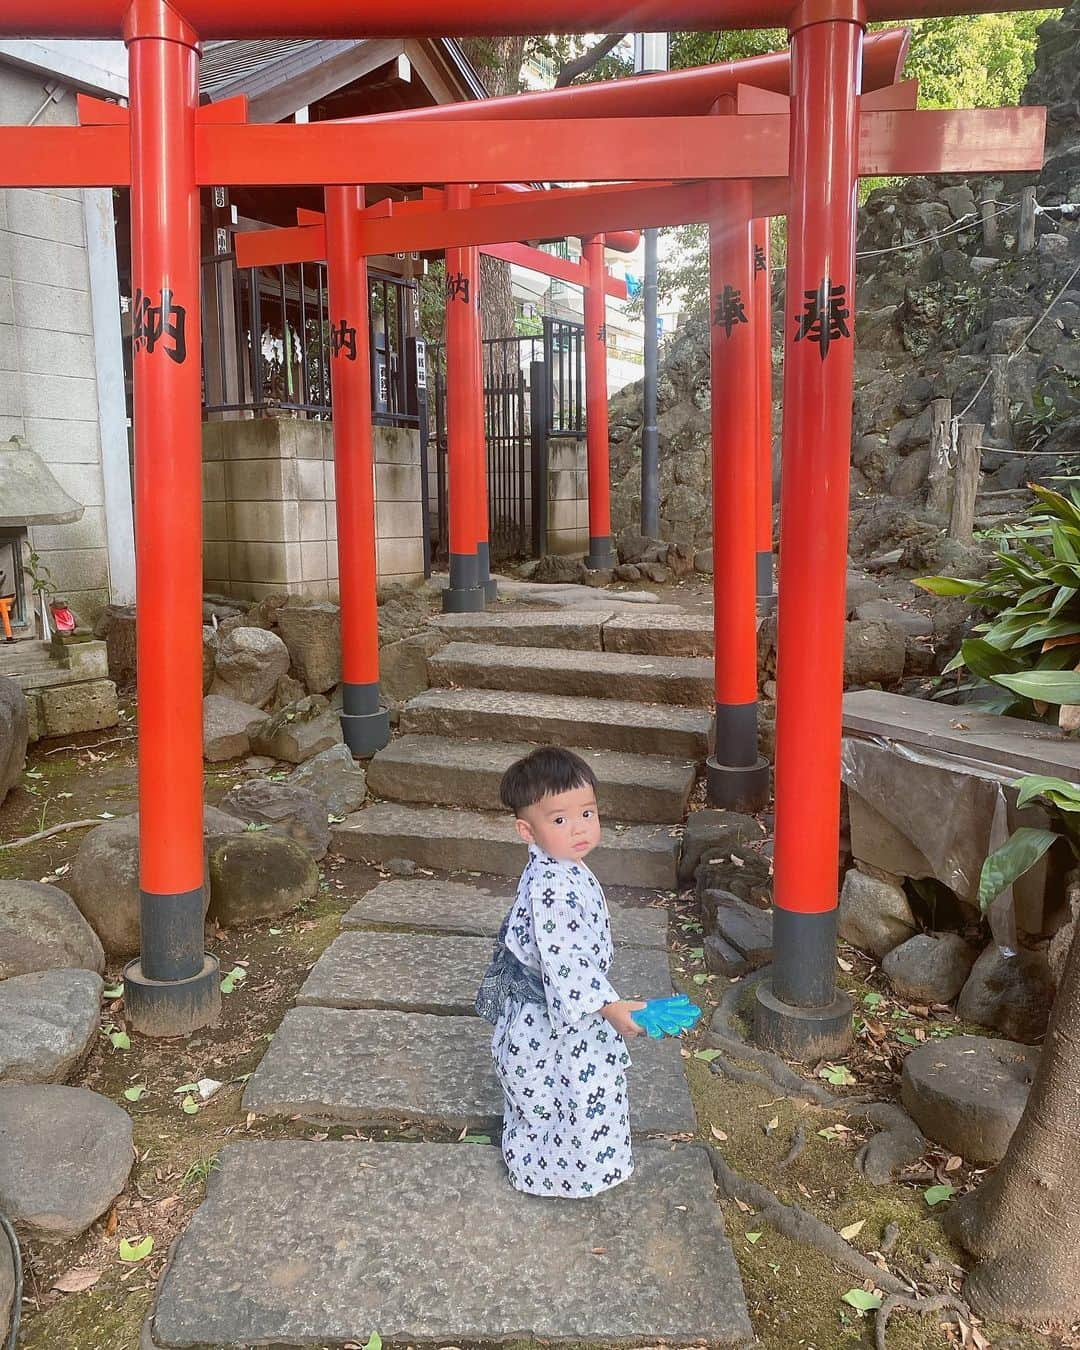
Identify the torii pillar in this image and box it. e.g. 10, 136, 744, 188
706, 179, 769, 812
755, 4, 864, 1058
471, 244, 497, 602
582, 234, 616, 571
753, 217, 777, 613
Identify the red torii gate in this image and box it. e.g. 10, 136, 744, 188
0, 0, 1050, 1054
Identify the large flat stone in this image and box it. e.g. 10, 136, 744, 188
430, 642, 713, 707
297, 931, 672, 1016
366, 735, 696, 823
146, 1140, 751, 1348
332, 803, 679, 889
0, 969, 103, 1085
342, 878, 669, 949
427, 610, 609, 649
242, 1007, 695, 1134
603, 612, 715, 657
401, 687, 712, 758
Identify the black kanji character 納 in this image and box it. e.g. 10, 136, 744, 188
132, 287, 187, 365
446, 271, 470, 304
329, 319, 358, 361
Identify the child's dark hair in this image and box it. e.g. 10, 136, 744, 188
499, 746, 597, 814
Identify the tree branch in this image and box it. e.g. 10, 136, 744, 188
554, 34, 625, 87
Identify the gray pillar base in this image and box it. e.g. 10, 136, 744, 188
442, 584, 485, 614
483, 575, 499, 603
753, 975, 853, 1061
477, 542, 498, 604
586, 534, 617, 572
124, 954, 221, 1038
341, 706, 391, 758
705, 755, 770, 812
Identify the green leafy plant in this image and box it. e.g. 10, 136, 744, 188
978, 774, 1080, 912
25, 549, 56, 598
916, 481, 1080, 722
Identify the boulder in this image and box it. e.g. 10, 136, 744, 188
0, 1085, 133, 1241
644, 563, 673, 585
664, 541, 695, 579
0, 880, 104, 980
290, 744, 367, 817
277, 602, 342, 694
269, 673, 307, 714
533, 554, 585, 584
680, 809, 765, 887
694, 549, 713, 575
379, 631, 447, 705
97, 603, 137, 685
882, 932, 978, 1003
838, 867, 918, 960
0, 676, 28, 805
704, 892, 773, 968
203, 693, 264, 763
615, 564, 641, 583
39, 679, 119, 738
218, 778, 330, 860
957, 943, 1055, 1043
249, 695, 343, 765
207, 833, 319, 927
68, 810, 244, 956
843, 619, 907, 687
901, 1035, 1038, 1165
697, 850, 773, 909
0, 969, 103, 1085
202, 625, 217, 694
210, 626, 291, 708
853, 599, 933, 638
845, 570, 880, 617
704, 933, 749, 977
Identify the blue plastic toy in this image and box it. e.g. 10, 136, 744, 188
631, 994, 703, 1039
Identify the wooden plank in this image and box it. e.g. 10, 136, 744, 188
842, 690, 1080, 779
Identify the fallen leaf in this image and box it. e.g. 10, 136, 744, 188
591, 1247, 607, 1255
123, 1085, 146, 1103
710, 1126, 728, 1141
51, 1267, 103, 1294
118, 1235, 154, 1263
945, 1155, 964, 1172
836, 956, 854, 973
841, 1288, 883, 1313
735, 1198, 754, 1214
693, 1049, 722, 1063
104, 1207, 119, 1237
745, 1231, 763, 1244
764, 1116, 779, 1135
924, 1183, 955, 1206
839, 1220, 866, 1241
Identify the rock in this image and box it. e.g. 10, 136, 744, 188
680, 809, 764, 886
838, 868, 917, 959
250, 695, 343, 765
957, 943, 1055, 1043
210, 627, 291, 708
901, 1035, 1038, 1165
0, 676, 28, 805
277, 602, 341, 694
845, 570, 880, 616
704, 892, 773, 967
208, 833, 319, 927
694, 549, 713, 574
865, 548, 904, 572
0, 880, 104, 979
0, 969, 103, 1085
615, 564, 641, 582
96, 603, 137, 684
854, 599, 933, 638
386, 857, 418, 878
644, 563, 673, 585
888, 448, 931, 497
269, 673, 307, 715
202, 626, 217, 694
704, 933, 749, 977
532, 554, 585, 584
68, 811, 244, 956
844, 619, 907, 687
0, 1085, 133, 1241
203, 693, 263, 763
218, 779, 330, 860
664, 541, 695, 579
940, 184, 977, 222
582, 567, 614, 588
39, 679, 118, 737
697, 850, 773, 909
882, 932, 978, 1003
379, 631, 446, 705
290, 744, 367, 817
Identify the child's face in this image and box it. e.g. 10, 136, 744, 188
515, 784, 601, 862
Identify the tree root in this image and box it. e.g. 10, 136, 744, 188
0, 818, 101, 850
874, 1292, 967, 1350
779, 1125, 806, 1169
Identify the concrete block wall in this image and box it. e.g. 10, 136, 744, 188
0, 68, 112, 623
203, 417, 425, 601
546, 435, 589, 557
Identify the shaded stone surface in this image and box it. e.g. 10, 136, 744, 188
250, 694, 343, 764
202, 693, 262, 763
0, 969, 103, 1085
379, 630, 445, 705
243, 1007, 695, 1134
601, 612, 715, 657
289, 742, 367, 816
430, 642, 713, 708
843, 619, 907, 688
838, 867, 918, 959
218, 778, 330, 859
342, 878, 668, 949
367, 735, 695, 824
0, 879, 104, 979
882, 932, 977, 1003
0, 1085, 133, 1241
679, 809, 765, 886
854, 599, 933, 638
401, 687, 712, 759
957, 944, 1055, 1043
147, 1140, 751, 1348
208, 833, 319, 928
298, 931, 671, 1016
39, 679, 119, 738
277, 601, 341, 693
333, 804, 680, 890
427, 611, 609, 650
0, 674, 28, 804
704, 895, 773, 968
210, 626, 290, 708
901, 1035, 1038, 1164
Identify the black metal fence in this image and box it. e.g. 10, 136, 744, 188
542, 315, 586, 438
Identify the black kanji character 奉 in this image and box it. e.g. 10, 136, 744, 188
132, 286, 187, 365
446, 271, 470, 304
329, 318, 358, 361
793, 275, 851, 360
596, 322, 607, 344
712, 284, 749, 337
754, 244, 767, 274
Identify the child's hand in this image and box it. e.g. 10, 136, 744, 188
602, 999, 648, 1039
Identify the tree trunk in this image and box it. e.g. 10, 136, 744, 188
945, 923, 1080, 1325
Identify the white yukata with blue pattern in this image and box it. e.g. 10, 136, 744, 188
491, 844, 633, 1198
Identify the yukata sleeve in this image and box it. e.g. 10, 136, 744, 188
529, 867, 620, 1034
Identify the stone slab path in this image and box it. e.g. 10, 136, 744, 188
146, 1141, 751, 1349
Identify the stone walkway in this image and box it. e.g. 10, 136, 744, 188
143, 606, 752, 1347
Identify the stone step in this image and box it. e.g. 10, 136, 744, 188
427, 609, 609, 650
332, 803, 680, 890
342, 877, 668, 949
297, 930, 673, 1017
602, 612, 715, 657
242, 1006, 695, 1135
401, 687, 713, 759
144, 1140, 751, 1348
366, 735, 696, 824
430, 642, 713, 707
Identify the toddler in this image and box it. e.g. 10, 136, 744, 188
475, 746, 644, 1198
